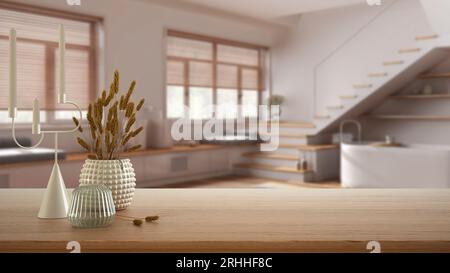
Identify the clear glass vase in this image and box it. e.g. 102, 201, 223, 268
68, 185, 116, 228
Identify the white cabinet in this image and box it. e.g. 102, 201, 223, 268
187, 151, 209, 174
138, 149, 232, 185
228, 145, 258, 168
10, 164, 53, 188
8, 161, 84, 188
2, 145, 252, 188
144, 155, 170, 181
130, 156, 145, 183
59, 161, 84, 188
209, 150, 229, 172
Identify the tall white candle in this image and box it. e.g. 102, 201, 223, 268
32, 98, 40, 135
9, 28, 17, 118
58, 24, 66, 104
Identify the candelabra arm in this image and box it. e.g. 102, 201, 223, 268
11, 100, 82, 149
11, 118, 45, 150
41, 100, 83, 134
54, 132, 58, 163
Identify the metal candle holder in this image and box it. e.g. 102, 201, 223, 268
10, 100, 82, 219
8, 24, 82, 219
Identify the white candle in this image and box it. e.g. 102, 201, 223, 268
9, 28, 17, 118
32, 98, 40, 135
58, 24, 66, 104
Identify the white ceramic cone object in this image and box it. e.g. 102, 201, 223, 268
38, 163, 70, 219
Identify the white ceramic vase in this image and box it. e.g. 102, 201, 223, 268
79, 159, 136, 210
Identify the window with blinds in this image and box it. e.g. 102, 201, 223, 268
0, 4, 98, 123
166, 30, 266, 119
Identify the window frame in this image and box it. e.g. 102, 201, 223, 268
0, 1, 102, 125
165, 29, 268, 120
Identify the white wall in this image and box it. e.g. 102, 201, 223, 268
420, 0, 450, 35
272, 0, 433, 121
2, 0, 284, 152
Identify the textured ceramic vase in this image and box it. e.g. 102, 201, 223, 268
79, 159, 136, 210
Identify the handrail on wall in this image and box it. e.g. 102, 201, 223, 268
312, 0, 399, 116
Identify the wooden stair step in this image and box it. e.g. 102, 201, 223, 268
353, 84, 372, 89
368, 72, 388, 77
251, 120, 316, 129
339, 95, 358, 100
243, 152, 298, 161
390, 94, 450, 100
234, 163, 310, 174
260, 133, 308, 139
273, 121, 316, 129
278, 144, 339, 151
415, 34, 439, 41
420, 72, 450, 79
369, 115, 450, 121
398, 48, 421, 54
314, 115, 331, 119
383, 60, 404, 66
327, 105, 344, 110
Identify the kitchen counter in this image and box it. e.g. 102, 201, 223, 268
0, 144, 246, 169
0, 189, 449, 253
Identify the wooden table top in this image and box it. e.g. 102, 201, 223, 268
0, 189, 449, 253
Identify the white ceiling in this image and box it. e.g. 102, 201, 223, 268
178, 0, 364, 20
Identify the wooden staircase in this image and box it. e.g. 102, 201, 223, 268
234, 32, 446, 184
311, 31, 447, 135
234, 121, 340, 183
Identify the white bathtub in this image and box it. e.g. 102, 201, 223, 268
341, 143, 450, 188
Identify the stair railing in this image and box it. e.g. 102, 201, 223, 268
312, 0, 399, 117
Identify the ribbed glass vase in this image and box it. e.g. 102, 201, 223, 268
68, 185, 116, 228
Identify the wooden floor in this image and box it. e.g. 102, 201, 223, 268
163, 175, 341, 189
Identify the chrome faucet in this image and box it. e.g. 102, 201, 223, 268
339, 120, 362, 144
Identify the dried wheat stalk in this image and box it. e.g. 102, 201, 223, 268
73, 70, 145, 160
